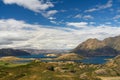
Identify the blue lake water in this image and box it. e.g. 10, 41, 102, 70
80, 56, 114, 64
18, 54, 56, 58
17, 55, 115, 64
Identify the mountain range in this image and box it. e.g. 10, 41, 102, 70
0, 48, 30, 57
1, 35, 120, 57
22, 49, 70, 54
72, 35, 120, 56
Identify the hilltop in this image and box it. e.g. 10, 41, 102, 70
55, 53, 83, 60
73, 35, 120, 56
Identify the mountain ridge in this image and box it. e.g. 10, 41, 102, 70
0, 48, 31, 57
72, 35, 120, 56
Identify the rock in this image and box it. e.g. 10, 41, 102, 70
95, 69, 108, 75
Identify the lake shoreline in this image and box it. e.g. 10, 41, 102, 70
0, 55, 115, 64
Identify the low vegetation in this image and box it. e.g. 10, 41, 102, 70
0, 60, 101, 80
55, 53, 83, 60
0, 55, 120, 80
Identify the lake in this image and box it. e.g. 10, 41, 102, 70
80, 56, 114, 64
18, 54, 56, 58
17, 55, 115, 64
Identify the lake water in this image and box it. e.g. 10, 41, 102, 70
18, 54, 56, 58
80, 56, 114, 64
17, 55, 115, 64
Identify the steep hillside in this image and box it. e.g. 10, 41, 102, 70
73, 35, 120, 56
75, 38, 106, 50
95, 55, 120, 76
103, 35, 120, 51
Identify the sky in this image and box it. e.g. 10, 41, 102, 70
0, 0, 120, 49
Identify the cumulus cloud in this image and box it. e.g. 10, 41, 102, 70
2, 0, 58, 18
2, 0, 54, 12
0, 19, 120, 49
85, 0, 112, 12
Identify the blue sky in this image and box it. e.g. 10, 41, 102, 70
0, 0, 120, 49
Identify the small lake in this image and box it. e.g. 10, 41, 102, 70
17, 55, 115, 64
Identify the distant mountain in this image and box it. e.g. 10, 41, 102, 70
0, 48, 31, 57
72, 35, 120, 56
22, 49, 70, 54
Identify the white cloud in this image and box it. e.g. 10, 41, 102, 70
113, 15, 120, 19
85, 8, 97, 12
60, 10, 67, 12
2, 0, 54, 12
50, 20, 64, 25
74, 14, 94, 20
50, 20, 57, 24
83, 15, 94, 20
89, 22, 96, 25
48, 17, 56, 20
0, 19, 120, 49
2, 0, 58, 18
105, 22, 111, 24
117, 9, 120, 13
85, 0, 112, 12
66, 22, 88, 28
42, 10, 58, 17
74, 14, 82, 18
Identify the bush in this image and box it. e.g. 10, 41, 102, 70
46, 66, 54, 71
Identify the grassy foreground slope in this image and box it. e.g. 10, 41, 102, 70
0, 61, 101, 80
0, 55, 120, 80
